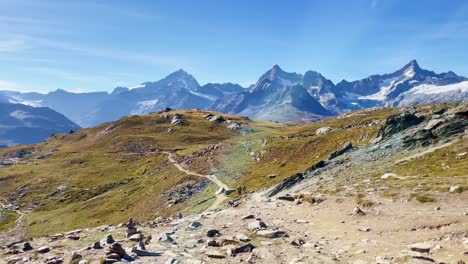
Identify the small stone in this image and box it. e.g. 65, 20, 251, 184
242, 214, 255, 220
92, 241, 102, 249
189, 221, 202, 229
106, 235, 115, 244
256, 230, 288, 238
165, 258, 179, 264
22, 242, 33, 251
71, 251, 82, 261
66, 233, 80, 240
352, 207, 366, 216
207, 240, 220, 247
36, 246, 50, 254
128, 233, 142, 242
381, 173, 397, 179
205, 250, 225, 259
138, 240, 145, 250
290, 239, 305, 247
158, 231, 175, 243
131, 247, 160, 257
247, 220, 267, 231
408, 242, 433, 253
108, 243, 126, 257
106, 253, 121, 260
266, 174, 278, 179
233, 243, 255, 254
207, 229, 221, 237
277, 195, 295, 202
358, 227, 371, 232
434, 206, 440, 211
449, 185, 463, 193
236, 233, 250, 242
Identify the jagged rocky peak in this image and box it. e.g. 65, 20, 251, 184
256, 65, 302, 87
161, 69, 200, 90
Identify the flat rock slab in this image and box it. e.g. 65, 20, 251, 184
256, 230, 288, 238
408, 242, 433, 253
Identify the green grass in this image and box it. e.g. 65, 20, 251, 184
412, 193, 435, 203
0, 210, 18, 231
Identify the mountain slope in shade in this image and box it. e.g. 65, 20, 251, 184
211, 65, 333, 122
0, 103, 81, 146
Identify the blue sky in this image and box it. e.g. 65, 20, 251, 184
0, 0, 467, 93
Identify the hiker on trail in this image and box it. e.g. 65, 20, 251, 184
242, 186, 246, 193
237, 186, 242, 195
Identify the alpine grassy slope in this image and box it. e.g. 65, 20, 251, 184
0, 102, 467, 264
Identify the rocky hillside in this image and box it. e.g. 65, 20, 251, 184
0, 102, 467, 264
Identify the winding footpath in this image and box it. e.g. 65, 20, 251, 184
0, 196, 26, 238
162, 151, 231, 210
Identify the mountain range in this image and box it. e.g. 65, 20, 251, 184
0, 60, 467, 134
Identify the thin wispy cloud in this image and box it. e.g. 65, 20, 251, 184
0, 37, 27, 52
0, 79, 45, 93
26, 67, 116, 84
1, 34, 185, 68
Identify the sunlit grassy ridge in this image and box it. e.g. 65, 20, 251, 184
1, 105, 463, 237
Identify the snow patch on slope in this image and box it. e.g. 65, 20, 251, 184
131, 100, 159, 115
189, 91, 217, 101
411, 81, 468, 95
10, 110, 36, 120
358, 77, 399, 101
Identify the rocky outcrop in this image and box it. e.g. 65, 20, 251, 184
328, 142, 353, 160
